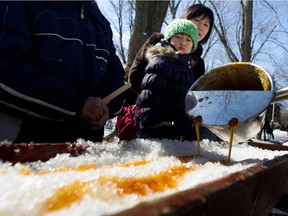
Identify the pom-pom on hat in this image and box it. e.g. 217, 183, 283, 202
164, 19, 198, 52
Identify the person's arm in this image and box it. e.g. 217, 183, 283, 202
98, 51, 126, 118
191, 44, 205, 80
193, 57, 205, 80
0, 1, 125, 136
0, 2, 85, 121
89, 2, 126, 118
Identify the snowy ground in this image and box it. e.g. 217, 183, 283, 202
251, 129, 288, 146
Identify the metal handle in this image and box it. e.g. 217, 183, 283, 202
272, 86, 288, 103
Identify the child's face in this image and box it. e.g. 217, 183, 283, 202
170, 33, 193, 54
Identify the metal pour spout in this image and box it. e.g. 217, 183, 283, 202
185, 62, 277, 144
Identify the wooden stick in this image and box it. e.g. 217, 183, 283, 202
103, 82, 132, 104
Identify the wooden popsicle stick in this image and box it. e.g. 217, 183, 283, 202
103, 82, 132, 104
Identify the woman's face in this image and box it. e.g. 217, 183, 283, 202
190, 15, 211, 42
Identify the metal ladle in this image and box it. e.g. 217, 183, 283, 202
185, 62, 288, 144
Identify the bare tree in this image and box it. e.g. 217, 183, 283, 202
275, 55, 288, 88
208, 1, 239, 62
169, 0, 182, 20
207, 0, 288, 65
127, 1, 169, 66
281, 110, 288, 128
108, 0, 127, 64
240, 0, 253, 62
126, 0, 135, 35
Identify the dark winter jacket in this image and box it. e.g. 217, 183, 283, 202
125, 32, 204, 106
137, 40, 196, 140
0, 1, 125, 142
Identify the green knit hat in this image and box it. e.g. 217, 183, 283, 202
164, 19, 198, 52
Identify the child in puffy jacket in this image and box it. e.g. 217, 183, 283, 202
136, 19, 199, 141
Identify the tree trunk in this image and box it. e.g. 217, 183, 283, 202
127, 0, 169, 66
240, 0, 253, 62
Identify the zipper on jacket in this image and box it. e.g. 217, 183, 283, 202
81, 3, 85, 19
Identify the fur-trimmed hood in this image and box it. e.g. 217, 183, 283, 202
145, 45, 177, 62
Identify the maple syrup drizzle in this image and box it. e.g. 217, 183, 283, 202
194, 116, 202, 155
43, 164, 196, 212
228, 118, 238, 162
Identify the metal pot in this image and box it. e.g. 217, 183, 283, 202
185, 62, 288, 143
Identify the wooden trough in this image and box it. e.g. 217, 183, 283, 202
0, 141, 287, 216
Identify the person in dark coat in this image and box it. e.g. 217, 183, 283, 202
263, 117, 274, 140
124, 4, 214, 106
136, 19, 199, 140
0, 1, 126, 143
